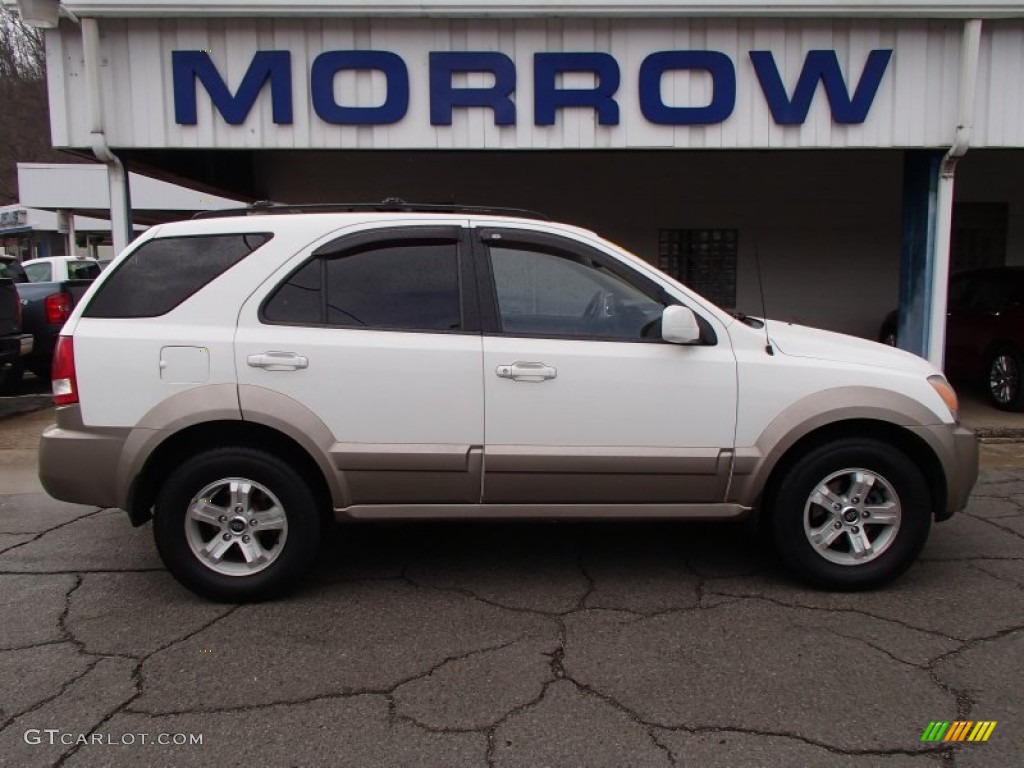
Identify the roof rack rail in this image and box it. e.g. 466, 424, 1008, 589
192, 198, 548, 221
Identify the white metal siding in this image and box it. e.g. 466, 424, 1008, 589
45, 17, 1023, 150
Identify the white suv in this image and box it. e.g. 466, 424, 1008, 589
38, 205, 978, 601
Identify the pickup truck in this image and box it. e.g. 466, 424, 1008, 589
22, 256, 102, 283
16, 278, 95, 380
0, 277, 33, 393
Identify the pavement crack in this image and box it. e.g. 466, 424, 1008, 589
401, 571, 568, 617
809, 625, 927, 668
706, 591, 965, 641
560, 678, 673, 766
970, 514, 1024, 542
0, 657, 102, 734
0, 507, 107, 558
652, 723, 951, 759
131, 635, 526, 718
575, 549, 596, 611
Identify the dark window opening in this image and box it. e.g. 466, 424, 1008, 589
84, 233, 271, 319
263, 240, 462, 332
658, 228, 738, 310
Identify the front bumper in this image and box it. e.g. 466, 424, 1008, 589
911, 423, 979, 521
39, 405, 129, 509
945, 425, 980, 518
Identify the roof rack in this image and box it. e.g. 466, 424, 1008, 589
192, 198, 549, 221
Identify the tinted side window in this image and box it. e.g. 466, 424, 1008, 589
84, 234, 271, 318
263, 260, 321, 324
265, 241, 462, 331
326, 242, 461, 330
489, 246, 665, 339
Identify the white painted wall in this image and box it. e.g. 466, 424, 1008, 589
46, 16, 1024, 150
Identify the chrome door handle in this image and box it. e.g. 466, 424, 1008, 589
496, 362, 557, 382
247, 351, 309, 371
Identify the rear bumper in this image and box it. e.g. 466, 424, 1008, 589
38, 405, 129, 509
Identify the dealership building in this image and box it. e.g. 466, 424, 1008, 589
17, 0, 1024, 363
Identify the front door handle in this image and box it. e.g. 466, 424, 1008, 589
247, 351, 309, 371
496, 362, 557, 382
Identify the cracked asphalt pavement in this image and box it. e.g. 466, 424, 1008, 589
1, 409, 1022, 767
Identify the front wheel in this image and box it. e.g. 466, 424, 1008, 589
153, 447, 324, 602
770, 439, 931, 590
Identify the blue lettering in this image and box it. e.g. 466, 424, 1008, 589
172, 50, 292, 125
310, 51, 409, 125
638, 51, 736, 125
429, 52, 516, 126
534, 53, 620, 126
750, 49, 893, 125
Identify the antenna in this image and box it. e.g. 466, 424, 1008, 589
751, 229, 774, 356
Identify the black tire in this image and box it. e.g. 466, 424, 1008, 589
153, 447, 324, 602
770, 439, 931, 590
986, 345, 1024, 412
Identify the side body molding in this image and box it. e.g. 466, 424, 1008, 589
728, 386, 952, 509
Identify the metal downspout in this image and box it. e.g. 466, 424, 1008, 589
81, 17, 133, 256
926, 19, 982, 368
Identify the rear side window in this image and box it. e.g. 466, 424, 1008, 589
84, 234, 271, 318
25, 262, 51, 282
263, 239, 462, 331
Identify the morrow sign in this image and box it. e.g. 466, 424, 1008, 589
172, 48, 894, 128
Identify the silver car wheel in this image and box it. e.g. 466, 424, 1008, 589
989, 352, 1019, 406
802, 468, 902, 566
184, 477, 289, 577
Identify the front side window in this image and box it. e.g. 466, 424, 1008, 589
489, 246, 665, 339
264, 239, 462, 332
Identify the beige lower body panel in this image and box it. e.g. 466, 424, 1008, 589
483, 446, 732, 504
335, 503, 750, 522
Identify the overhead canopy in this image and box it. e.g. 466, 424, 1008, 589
17, 163, 243, 225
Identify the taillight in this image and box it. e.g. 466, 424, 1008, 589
52, 336, 78, 406
44, 292, 72, 326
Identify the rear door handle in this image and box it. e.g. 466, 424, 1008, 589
496, 362, 557, 382
247, 351, 309, 371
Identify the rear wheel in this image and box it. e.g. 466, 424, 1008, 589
771, 439, 931, 590
987, 345, 1024, 411
153, 447, 323, 602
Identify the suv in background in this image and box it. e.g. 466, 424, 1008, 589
38, 204, 978, 601
880, 267, 1024, 411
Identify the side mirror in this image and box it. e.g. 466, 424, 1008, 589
662, 305, 702, 344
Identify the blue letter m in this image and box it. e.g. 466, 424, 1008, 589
173, 51, 293, 125
750, 49, 892, 125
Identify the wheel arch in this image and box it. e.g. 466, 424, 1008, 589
755, 419, 947, 525
730, 387, 952, 522
125, 419, 335, 527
